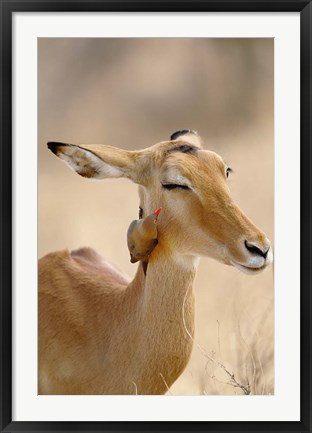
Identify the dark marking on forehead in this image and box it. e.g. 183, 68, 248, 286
168, 144, 198, 154
170, 129, 197, 141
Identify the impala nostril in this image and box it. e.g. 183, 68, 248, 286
245, 240, 269, 259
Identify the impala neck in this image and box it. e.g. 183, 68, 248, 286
128, 245, 199, 310
126, 244, 199, 351
124, 246, 199, 393
146, 248, 198, 303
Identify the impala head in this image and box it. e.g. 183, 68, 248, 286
48, 130, 272, 273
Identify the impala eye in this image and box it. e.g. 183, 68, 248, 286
162, 184, 190, 190
226, 167, 233, 178
139, 207, 143, 219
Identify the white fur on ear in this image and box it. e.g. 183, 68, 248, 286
181, 132, 202, 147
50, 144, 124, 179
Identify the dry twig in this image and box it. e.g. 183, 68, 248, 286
182, 285, 251, 395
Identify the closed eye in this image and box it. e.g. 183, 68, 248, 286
162, 183, 190, 190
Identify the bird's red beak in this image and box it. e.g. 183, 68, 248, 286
154, 208, 161, 219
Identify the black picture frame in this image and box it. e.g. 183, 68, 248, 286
1, 1, 311, 432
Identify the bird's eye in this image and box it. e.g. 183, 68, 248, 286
139, 207, 143, 219
226, 167, 233, 178
162, 184, 190, 190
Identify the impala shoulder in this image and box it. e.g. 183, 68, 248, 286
39, 248, 72, 266
70, 247, 103, 263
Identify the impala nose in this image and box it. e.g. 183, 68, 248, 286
244, 240, 270, 259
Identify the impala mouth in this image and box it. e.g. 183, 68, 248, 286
231, 261, 268, 274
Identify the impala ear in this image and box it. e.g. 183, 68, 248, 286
170, 129, 202, 148
47, 142, 149, 185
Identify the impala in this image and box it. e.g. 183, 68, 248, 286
39, 130, 272, 395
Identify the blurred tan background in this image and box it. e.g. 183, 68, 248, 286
38, 38, 274, 395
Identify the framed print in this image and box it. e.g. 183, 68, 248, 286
1, 1, 311, 432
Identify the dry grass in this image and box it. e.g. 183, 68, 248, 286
171, 266, 274, 395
